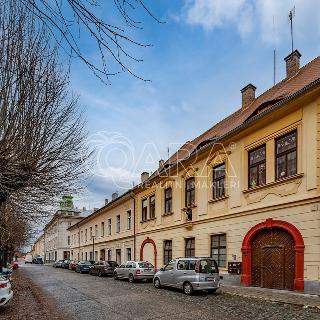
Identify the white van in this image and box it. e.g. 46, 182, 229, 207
24, 254, 33, 264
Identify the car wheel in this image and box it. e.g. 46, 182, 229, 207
154, 277, 161, 289
114, 272, 118, 280
183, 282, 193, 295
98, 271, 102, 277
128, 274, 134, 283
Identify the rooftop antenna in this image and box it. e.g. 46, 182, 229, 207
167, 146, 170, 159
288, 6, 295, 53
273, 15, 276, 85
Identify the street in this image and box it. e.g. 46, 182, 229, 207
18, 264, 320, 320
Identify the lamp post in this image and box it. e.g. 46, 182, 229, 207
91, 236, 96, 261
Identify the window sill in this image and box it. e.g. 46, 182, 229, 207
243, 173, 304, 193
140, 217, 157, 224
208, 195, 228, 203
162, 211, 174, 217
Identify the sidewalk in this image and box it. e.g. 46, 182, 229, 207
221, 284, 320, 309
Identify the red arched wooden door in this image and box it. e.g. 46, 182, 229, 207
251, 228, 295, 290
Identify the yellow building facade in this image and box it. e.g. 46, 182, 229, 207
134, 51, 320, 294
68, 192, 134, 265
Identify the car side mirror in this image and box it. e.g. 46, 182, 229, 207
220, 276, 223, 280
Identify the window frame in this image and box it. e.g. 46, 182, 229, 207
101, 222, 105, 237
127, 210, 132, 230
116, 215, 120, 233
212, 163, 226, 199
185, 177, 195, 207
149, 194, 155, 219
185, 238, 195, 258
163, 240, 172, 265
164, 187, 172, 213
275, 130, 297, 180
248, 144, 266, 188
141, 198, 148, 222
107, 218, 112, 235
210, 234, 227, 268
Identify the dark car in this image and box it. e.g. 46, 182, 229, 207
76, 261, 92, 274
89, 261, 118, 277
61, 259, 71, 269
32, 257, 43, 264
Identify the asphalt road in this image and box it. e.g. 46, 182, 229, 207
22, 264, 320, 320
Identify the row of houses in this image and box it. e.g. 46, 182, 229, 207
34, 50, 320, 294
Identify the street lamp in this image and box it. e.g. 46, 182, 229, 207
91, 236, 96, 261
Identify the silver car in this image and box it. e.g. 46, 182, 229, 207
153, 257, 221, 295
114, 261, 155, 283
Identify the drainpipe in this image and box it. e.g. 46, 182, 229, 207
129, 191, 136, 261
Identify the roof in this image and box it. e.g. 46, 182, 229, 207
164, 55, 320, 166
68, 190, 133, 230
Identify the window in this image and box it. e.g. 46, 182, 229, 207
211, 234, 226, 268
164, 188, 172, 213
108, 218, 112, 235
212, 163, 226, 198
67, 236, 70, 245
249, 145, 266, 188
107, 249, 112, 261
95, 224, 98, 237
101, 222, 105, 237
116, 215, 120, 233
185, 177, 195, 207
89, 227, 92, 239
116, 249, 121, 264
163, 240, 172, 265
85, 229, 87, 242
185, 238, 195, 257
80, 231, 83, 243
126, 248, 132, 261
142, 199, 148, 221
164, 261, 175, 271
276, 130, 297, 179
149, 194, 155, 219
127, 210, 132, 230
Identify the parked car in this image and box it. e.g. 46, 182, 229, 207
89, 260, 118, 277
153, 257, 221, 295
11, 261, 19, 270
114, 261, 155, 283
53, 260, 64, 268
24, 254, 33, 264
32, 257, 43, 264
0, 276, 13, 306
76, 261, 92, 274
69, 260, 78, 271
61, 259, 71, 269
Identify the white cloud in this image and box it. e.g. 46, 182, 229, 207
184, 0, 320, 44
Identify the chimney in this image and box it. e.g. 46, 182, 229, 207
284, 50, 301, 78
105, 199, 109, 205
82, 206, 86, 211
112, 192, 118, 201
141, 171, 149, 183
241, 84, 256, 108
159, 159, 164, 168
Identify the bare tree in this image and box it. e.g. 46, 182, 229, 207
17, 0, 161, 84
0, 2, 89, 238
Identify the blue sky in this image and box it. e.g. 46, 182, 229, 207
69, 0, 320, 210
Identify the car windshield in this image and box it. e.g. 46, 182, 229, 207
107, 261, 117, 267
83, 261, 92, 265
199, 259, 219, 274
138, 262, 154, 268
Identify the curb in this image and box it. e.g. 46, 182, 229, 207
222, 289, 320, 310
